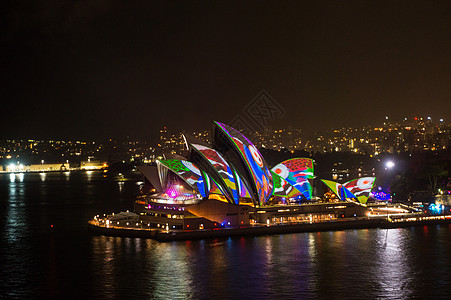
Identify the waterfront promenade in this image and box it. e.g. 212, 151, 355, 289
89, 214, 451, 242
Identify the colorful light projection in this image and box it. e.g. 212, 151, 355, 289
272, 158, 314, 179
158, 159, 208, 198
234, 169, 252, 198
271, 171, 302, 198
278, 176, 312, 200
343, 177, 376, 204
295, 179, 313, 200
202, 171, 229, 197
321, 179, 356, 201
271, 158, 314, 199
215, 122, 273, 206
371, 190, 391, 201
163, 183, 199, 201
190, 144, 240, 204
209, 179, 225, 195
340, 186, 356, 200
321, 179, 341, 199
181, 161, 208, 198
428, 203, 445, 215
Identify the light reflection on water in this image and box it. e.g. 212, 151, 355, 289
9, 173, 24, 182
374, 229, 414, 298
153, 242, 194, 299
5, 176, 27, 243
87, 227, 451, 299
64, 171, 70, 181
118, 181, 124, 192
86, 170, 93, 181
1, 172, 451, 298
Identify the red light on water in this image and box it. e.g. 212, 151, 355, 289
423, 225, 428, 234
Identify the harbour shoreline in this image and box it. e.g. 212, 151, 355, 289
88, 215, 451, 242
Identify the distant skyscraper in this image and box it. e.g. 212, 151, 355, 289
159, 127, 169, 150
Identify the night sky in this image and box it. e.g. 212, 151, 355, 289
2, 1, 451, 141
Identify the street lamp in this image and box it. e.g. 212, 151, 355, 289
385, 161, 395, 170
382, 161, 395, 217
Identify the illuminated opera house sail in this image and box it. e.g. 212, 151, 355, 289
134, 122, 376, 230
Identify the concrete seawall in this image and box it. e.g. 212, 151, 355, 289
154, 219, 384, 242
88, 217, 451, 242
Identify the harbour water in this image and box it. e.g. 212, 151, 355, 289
1, 172, 450, 299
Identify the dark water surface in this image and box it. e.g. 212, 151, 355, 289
1, 172, 451, 299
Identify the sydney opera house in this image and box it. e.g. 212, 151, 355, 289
134, 122, 376, 231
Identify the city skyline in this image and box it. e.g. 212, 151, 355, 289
1, 115, 449, 168
2, 1, 451, 140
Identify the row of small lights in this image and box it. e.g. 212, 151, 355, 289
95, 214, 177, 230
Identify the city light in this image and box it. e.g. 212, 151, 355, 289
386, 161, 395, 169
428, 203, 444, 214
